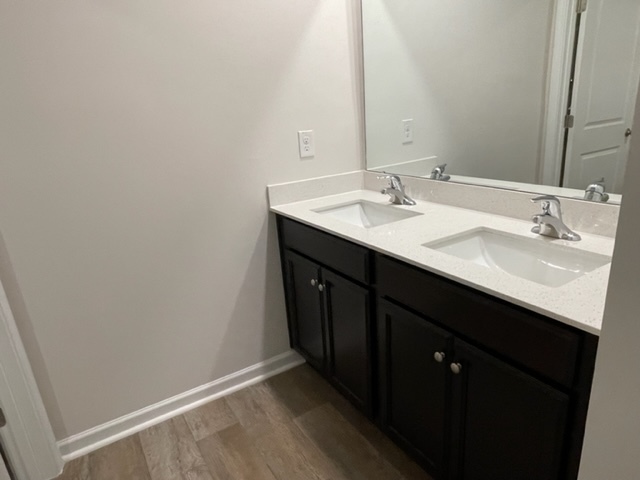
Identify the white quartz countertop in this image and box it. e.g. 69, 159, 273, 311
271, 190, 614, 335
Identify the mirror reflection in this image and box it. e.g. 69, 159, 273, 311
362, 0, 640, 203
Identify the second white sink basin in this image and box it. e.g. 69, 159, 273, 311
425, 228, 611, 288
314, 200, 421, 228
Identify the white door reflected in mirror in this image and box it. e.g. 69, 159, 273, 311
563, 0, 640, 193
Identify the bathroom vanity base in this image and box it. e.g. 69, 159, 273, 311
276, 215, 597, 480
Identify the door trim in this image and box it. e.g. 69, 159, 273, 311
540, 0, 578, 185
0, 280, 63, 479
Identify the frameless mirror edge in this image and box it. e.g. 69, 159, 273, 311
366, 167, 622, 206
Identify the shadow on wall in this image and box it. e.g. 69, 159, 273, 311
208, 207, 290, 380
260, 212, 290, 358
0, 228, 67, 439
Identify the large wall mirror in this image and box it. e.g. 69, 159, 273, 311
362, 0, 640, 204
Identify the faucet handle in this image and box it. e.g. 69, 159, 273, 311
430, 164, 447, 176
377, 174, 403, 190
585, 178, 605, 190
376, 174, 396, 184
531, 195, 560, 204
531, 195, 561, 217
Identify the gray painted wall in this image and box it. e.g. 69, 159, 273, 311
0, 0, 363, 439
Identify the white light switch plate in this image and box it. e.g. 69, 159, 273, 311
298, 130, 315, 158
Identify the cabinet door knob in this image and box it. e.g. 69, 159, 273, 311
433, 352, 446, 363
310, 279, 317, 287
450, 363, 462, 375
318, 284, 325, 292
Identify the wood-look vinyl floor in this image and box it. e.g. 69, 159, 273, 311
56, 364, 432, 480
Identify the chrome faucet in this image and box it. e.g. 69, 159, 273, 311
584, 178, 610, 203
378, 174, 416, 205
531, 195, 581, 241
429, 164, 451, 181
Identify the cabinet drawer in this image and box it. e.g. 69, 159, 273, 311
377, 255, 580, 387
278, 217, 372, 284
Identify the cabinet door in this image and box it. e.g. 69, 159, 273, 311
450, 339, 570, 480
283, 252, 325, 371
323, 269, 372, 415
378, 300, 452, 478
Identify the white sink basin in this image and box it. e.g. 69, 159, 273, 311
425, 228, 611, 287
314, 200, 421, 228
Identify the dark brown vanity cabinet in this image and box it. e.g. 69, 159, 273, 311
377, 300, 452, 477
377, 256, 597, 480
276, 215, 597, 480
283, 252, 326, 370
278, 218, 374, 415
450, 338, 569, 480
378, 300, 571, 480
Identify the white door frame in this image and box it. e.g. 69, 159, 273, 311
540, 0, 578, 185
0, 280, 62, 479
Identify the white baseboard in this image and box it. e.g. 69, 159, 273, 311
57, 350, 305, 461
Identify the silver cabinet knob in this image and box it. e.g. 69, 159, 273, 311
318, 284, 325, 292
433, 352, 446, 363
626, 128, 632, 138
310, 279, 317, 287
450, 363, 462, 375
